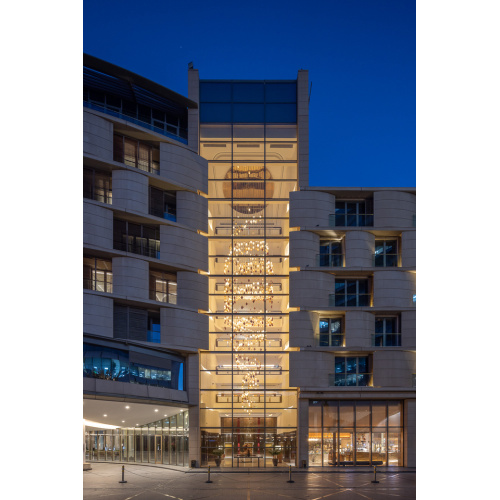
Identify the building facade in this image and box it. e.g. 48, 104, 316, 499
82, 55, 416, 469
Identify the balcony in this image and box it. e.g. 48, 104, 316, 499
316, 253, 344, 267
329, 293, 371, 307
329, 213, 374, 227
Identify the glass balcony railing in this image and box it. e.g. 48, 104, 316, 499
329, 213, 374, 227
83, 278, 113, 294
151, 292, 177, 304
317, 254, 344, 267
372, 253, 399, 267
329, 294, 371, 307
372, 333, 401, 347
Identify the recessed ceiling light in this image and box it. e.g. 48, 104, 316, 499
154, 409, 158, 412
164, 415, 167, 417
122, 421, 125, 423
125, 406, 130, 409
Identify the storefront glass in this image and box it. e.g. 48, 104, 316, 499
85, 409, 189, 466
308, 401, 403, 466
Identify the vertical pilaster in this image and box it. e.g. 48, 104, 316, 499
188, 69, 200, 154
298, 398, 309, 466
297, 70, 309, 189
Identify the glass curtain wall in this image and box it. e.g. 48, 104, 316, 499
308, 401, 403, 466
85, 410, 189, 466
200, 118, 298, 467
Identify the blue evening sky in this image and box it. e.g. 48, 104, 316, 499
83, 0, 415, 188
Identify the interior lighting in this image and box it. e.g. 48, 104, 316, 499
154, 409, 159, 412
125, 406, 130, 409
103, 414, 107, 417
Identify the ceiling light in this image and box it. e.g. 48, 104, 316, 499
122, 421, 125, 423
154, 409, 158, 412
103, 414, 107, 417
125, 406, 130, 409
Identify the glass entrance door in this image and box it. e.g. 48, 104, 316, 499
155, 435, 162, 464
337, 431, 354, 465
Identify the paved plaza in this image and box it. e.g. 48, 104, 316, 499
83, 463, 416, 500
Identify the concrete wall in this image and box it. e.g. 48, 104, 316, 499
298, 398, 309, 467
160, 225, 208, 271
401, 230, 416, 267
83, 292, 113, 337
289, 191, 335, 228
297, 70, 309, 189
289, 230, 319, 268
112, 169, 149, 214
373, 271, 416, 308
374, 191, 416, 228
160, 308, 209, 350
160, 142, 208, 194
112, 257, 149, 301
345, 310, 373, 348
289, 351, 333, 387
289, 310, 319, 347
177, 271, 208, 311
401, 310, 416, 349
345, 231, 375, 267
372, 350, 416, 388
176, 191, 208, 233
187, 352, 201, 466
404, 399, 416, 467
83, 202, 113, 249
289, 271, 335, 309
83, 111, 113, 161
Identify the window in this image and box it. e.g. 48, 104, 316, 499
113, 219, 160, 258
83, 168, 112, 204
83, 256, 113, 293
113, 134, 160, 174
319, 240, 343, 267
373, 317, 401, 346
149, 187, 176, 221
331, 356, 371, 386
332, 279, 370, 307
374, 240, 398, 267
332, 200, 373, 227
113, 305, 161, 343
150, 270, 177, 304
319, 318, 343, 346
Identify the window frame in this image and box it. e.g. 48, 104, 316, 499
318, 317, 344, 347
331, 356, 372, 387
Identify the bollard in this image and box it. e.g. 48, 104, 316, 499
371, 465, 379, 484
287, 464, 294, 483
206, 465, 213, 483
119, 465, 127, 484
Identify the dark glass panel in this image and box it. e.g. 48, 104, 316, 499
319, 320, 329, 333
335, 294, 346, 307
357, 374, 370, 386
335, 214, 346, 226
374, 255, 384, 267
83, 168, 93, 199
233, 83, 264, 102
386, 254, 398, 267
375, 319, 384, 333
334, 374, 345, 386
357, 280, 369, 294
358, 294, 370, 306
265, 104, 297, 123
346, 357, 357, 374
335, 357, 345, 373
265, 83, 297, 103
346, 280, 357, 293
331, 319, 342, 333
200, 103, 232, 123
346, 295, 357, 306
335, 203, 346, 214
373, 333, 383, 346
200, 82, 232, 102
335, 281, 346, 293
233, 103, 265, 123
357, 357, 369, 374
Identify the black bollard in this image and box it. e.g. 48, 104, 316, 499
287, 464, 294, 483
371, 465, 379, 484
119, 465, 127, 484
206, 465, 213, 483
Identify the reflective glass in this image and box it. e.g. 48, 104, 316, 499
200, 103, 232, 123
233, 83, 265, 102
265, 83, 297, 102
233, 104, 265, 123
200, 83, 232, 102
265, 104, 297, 123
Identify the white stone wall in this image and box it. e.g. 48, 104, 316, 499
83, 202, 113, 249
372, 350, 416, 388
289, 191, 335, 227
160, 225, 208, 271
176, 191, 208, 233
289, 230, 319, 268
111, 169, 149, 214
297, 70, 309, 189
345, 231, 375, 267
160, 142, 208, 194
345, 310, 373, 348
112, 257, 149, 300
177, 271, 208, 311
289, 270, 335, 309
160, 308, 209, 350
289, 310, 319, 347
401, 230, 416, 267
404, 399, 416, 467
374, 191, 416, 228
83, 292, 113, 337
83, 111, 113, 161
401, 310, 416, 348
289, 351, 333, 387
373, 271, 416, 308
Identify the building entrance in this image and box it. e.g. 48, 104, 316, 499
155, 435, 162, 463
